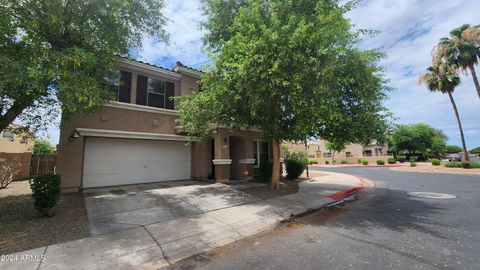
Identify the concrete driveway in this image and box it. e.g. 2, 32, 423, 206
83, 181, 261, 235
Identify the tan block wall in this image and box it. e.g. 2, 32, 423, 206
0, 152, 32, 181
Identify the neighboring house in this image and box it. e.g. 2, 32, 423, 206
0, 125, 35, 181
56, 57, 268, 192
285, 139, 391, 164
0, 125, 35, 153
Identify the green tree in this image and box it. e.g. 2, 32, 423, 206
429, 135, 447, 159
390, 123, 447, 157
470, 146, 480, 154
33, 140, 56, 155
446, 145, 463, 153
0, 0, 167, 134
325, 140, 346, 163
435, 24, 480, 99
179, 0, 389, 188
419, 64, 469, 161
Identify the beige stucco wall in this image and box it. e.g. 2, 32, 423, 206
191, 140, 212, 179
209, 128, 263, 181
0, 136, 34, 153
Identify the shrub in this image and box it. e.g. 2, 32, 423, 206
397, 156, 406, 163
308, 160, 318, 165
387, 158, 396, 164
341, 160, 348, 164
410, 161, 417, 167
357, 159, 362, 164
362, 160, 368, 165
471, 162, 480, 169
30, 174, 61, 217
443, 161, 480, 168
0, 158, 20, 189
259, 161, 273, 182
431, 158, 441, 166
445, 161, 462, 168
376, 160, 385, 165
287, 151, 308, 167
332, 160, 336, 165
325, 160, 330, 165
286, 159, 305, 179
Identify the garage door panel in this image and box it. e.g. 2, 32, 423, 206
83, 137, 191, 188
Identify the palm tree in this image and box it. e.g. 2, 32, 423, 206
419, 64, 469, 161
435, 24, 480, 99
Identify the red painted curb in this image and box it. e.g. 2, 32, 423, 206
356, 176, 367, 184
327, 176, 367, 201
327, 186, 363, 201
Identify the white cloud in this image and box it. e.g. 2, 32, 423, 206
348, 0, 480, 148
46, 0, 480, 149
137, 0, 207, 68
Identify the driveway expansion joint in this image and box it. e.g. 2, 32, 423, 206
141, 225, 172, 265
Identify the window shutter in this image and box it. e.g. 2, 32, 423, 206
165, 81, 175, 110
118, 71, 132, 103
136, 75, 148, 105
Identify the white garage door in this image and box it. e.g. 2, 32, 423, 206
83, 137, 191, 188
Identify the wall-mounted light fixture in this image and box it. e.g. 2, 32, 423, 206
223, 137, 228, 145
69, 130, 80, 142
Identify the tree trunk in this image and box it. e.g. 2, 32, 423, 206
0, 101, 30, 133
332, 151, 335, 164
271, 139, 281, 189
469, 64, 480, 100
448, 92, 469, 161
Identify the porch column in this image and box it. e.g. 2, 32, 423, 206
212, 130, 231, 182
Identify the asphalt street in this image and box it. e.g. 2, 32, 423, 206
166, 167, 480, 270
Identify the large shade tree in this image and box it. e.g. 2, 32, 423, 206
435, 24, 480, 99
178, 0, 390, 188
0, 0, 167, 134
419, 65, 469, 161
390, 123, 448, 158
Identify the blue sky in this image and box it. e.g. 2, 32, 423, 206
45, 0, 480, 148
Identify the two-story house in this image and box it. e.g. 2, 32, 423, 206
56, 57, 270, 192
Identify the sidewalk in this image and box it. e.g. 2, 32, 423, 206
2, 171, 372, 270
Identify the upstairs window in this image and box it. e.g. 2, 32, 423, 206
1, 131, 14, 140
147, 78, 166, 108
136, 75, 175, 109
106, 70, 131, 103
